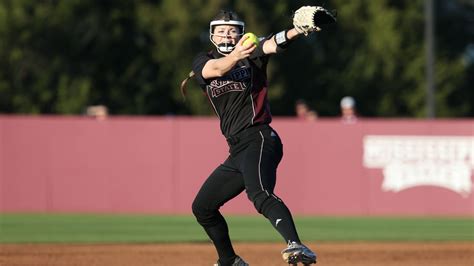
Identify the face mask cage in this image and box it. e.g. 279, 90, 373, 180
209, 19, 245, 55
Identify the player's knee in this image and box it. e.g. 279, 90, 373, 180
191, 198, 206, 218
192, 198, 217, 225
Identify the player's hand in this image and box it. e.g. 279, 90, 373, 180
230, 35, 256, 60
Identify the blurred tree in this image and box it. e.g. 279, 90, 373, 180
0, 0, 472, 117
0, 0, 185, 115
433, 0, 474, 117
269, 0, 473, 117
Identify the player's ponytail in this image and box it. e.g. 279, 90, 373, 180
180, 71, 195, 101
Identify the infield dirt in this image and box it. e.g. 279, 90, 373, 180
1, 242, 473, 266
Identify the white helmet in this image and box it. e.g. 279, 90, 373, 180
340, 96, 356, 109
209, 10, 245, 55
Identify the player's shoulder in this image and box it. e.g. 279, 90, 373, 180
193, 51, 215, 68
194, 50, 214, 60
249, 35, 272, 60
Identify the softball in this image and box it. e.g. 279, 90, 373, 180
242, 32, 259, 46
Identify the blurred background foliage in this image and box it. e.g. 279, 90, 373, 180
0, 0, 472, 117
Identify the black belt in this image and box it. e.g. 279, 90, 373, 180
226, 124, 270, 145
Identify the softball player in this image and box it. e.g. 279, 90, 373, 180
181, 8, 334, 266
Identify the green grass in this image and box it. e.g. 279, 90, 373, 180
0, 214, 472, 243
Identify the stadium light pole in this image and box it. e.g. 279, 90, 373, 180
425, 0, 436, 118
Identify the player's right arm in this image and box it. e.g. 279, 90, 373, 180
201, 55, 239, 79
202, 36, 256, 79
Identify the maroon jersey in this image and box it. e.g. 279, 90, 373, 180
192, 40, 273, 138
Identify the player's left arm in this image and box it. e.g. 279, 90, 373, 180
262, 28, 301, 55
262, 6, 337, 55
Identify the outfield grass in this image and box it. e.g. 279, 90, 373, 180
0, 214, 472, 243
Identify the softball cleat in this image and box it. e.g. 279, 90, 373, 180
282, 241, 317, 265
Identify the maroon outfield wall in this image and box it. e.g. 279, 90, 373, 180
0, 116, 473, 215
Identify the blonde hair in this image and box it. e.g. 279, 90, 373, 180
179, 71, 195, 100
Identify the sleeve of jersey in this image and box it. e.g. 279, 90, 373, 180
249, 35, 271, 60
192, 52, 212, 88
